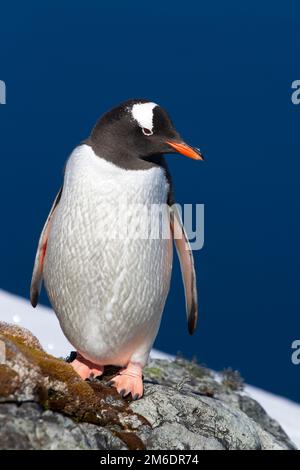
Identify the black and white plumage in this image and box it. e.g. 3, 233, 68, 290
30, 99, 203, 398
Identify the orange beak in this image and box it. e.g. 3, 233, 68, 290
166, 140, 204, 161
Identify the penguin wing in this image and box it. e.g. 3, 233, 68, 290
30, 188, 62, 307
170, 204, 198, 334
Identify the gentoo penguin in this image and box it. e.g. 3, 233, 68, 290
30, 99, 203, 399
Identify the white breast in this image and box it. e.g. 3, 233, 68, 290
43, 144, 173, 366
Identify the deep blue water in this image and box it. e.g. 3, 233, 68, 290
0, 1, 300, 402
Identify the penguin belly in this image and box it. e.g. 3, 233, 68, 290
43, 145, 173, 367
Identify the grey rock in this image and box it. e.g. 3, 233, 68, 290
131, 384, 262, 450
0, 324, 296, 450
0, 403, 126, 450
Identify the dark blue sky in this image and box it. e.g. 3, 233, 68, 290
0, 1, 300, 402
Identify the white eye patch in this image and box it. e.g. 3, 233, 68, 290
130, 102, 158, 134
142, 127, 153, 136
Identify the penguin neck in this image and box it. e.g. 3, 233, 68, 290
84, 133, 162, 171
82, 136, 174, 204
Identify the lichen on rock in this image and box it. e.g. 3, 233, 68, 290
0, 322, 296, 450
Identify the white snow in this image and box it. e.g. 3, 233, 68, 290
244, 384, 300, 449
0, 288, 299, 448
0, 289, 72, 356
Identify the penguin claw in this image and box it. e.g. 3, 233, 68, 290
109, 362, 144, 400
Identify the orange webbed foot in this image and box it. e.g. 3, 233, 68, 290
70, 352, 104, 380
109, 362, 143, 400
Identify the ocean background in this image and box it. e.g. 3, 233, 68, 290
0, 1, 299, 402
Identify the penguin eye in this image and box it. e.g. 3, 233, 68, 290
142, 127, 153, 136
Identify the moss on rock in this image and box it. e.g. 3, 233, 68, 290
0, 322, 148, 450
0, 322, 295, 450
0, 365, 20, 397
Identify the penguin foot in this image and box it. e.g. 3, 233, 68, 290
109, 362, 143, 399
71, 352, 104, 380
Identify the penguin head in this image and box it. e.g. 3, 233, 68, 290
90, 99, 203, 163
